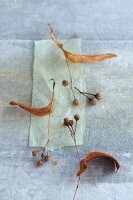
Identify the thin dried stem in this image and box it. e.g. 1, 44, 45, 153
73, 138, 80, 163
75, 120, 77, 133
71, 126, 76, 136
46, 113, 51, 155
68, 124, 80, 163
75, 87, 90, 100
73, 176, 80, 200
68, 125, 75, 137
82, 91, 94, 95
65, 58, 76, 99
66, 121, 81, 199
71, 121, 81, 200
44, 79, 55, 156
75, 87, 94, 96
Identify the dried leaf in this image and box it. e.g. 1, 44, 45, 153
48, 24, 117, 63
77, 151, 120, 177
9, 79, 55, 116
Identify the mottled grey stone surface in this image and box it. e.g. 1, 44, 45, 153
0, 0, 133, 40
0, 1, 133, 200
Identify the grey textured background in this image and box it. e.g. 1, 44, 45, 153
0, 1, 133, 200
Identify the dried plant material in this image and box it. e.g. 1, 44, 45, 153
48, 24, 117, 63
63, 52, 117, 64
37, 161, 44, 167
43, 155, 51, 162
89, 96, 98, 106
64, 115, 81, 162
73, 99, 80, 106
33, 150, 57, 167
62, 80, 69, 87
75, 87, 102, 106
9, 79, 55, 116
74, 114, 80, 121
32, 149, 41, 157
77, 151, 120, 177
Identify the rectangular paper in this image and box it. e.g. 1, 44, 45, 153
29, 39, 85, 150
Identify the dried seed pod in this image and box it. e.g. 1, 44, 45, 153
73, 99, 80, 106
48, 24, 117, 63
74, 114, 80, 121
62, 80, 69, 87
64, 117, 69, 126
37, 161, 44, 167
89, 97, 97, 106
9, 79, 55, 116
95, 93, 102, 101
68, 120, 74, 126
44, 155, 51, 162
32, 150, 40, 157
77, 151, 120, 177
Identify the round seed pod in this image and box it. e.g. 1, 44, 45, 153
95, 93, 102, 101
32, 150, 39, 157
44, 155, 51, 162
89, 97, 97, 106
74, 114, 80, 121
68, 120, 74, 126
64, 117, 69, 126
62, 80, 69, 87
73, 99, 80, 106
37, 161, 44, 167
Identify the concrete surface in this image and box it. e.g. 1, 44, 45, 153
0, 1, 133, 200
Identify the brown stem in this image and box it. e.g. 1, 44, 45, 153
71, 126, 76, 136
75, 121, 77, 133
44, 79, 55, 156
73, 138, 80, 163
65, 58, 76, 99
75, 87, 91, 100
44, 139, 49, 156
82, 91, 94, 95
68, 125, 75, 137
72, 122, 81, 200
73, 176, 80, 200
67, 124, 80, 162
70, 125, 81, 163
75, 87, 94, 96
46, 113, 51, 155
67, 122, 81, 199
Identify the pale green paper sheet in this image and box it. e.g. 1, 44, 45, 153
29, 39, 85, 150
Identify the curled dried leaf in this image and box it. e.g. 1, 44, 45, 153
9, 79, 55, 116
77, 151, 120, 177
48, 24, 117, 63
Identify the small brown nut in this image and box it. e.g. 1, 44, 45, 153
73, 99, 80, 106
95, 93, 102, 101
62, 80, 69, 87
64, 117, 69, 126
74, 114, 80, 121
68, 120, 74, 126
89, 97, 97, 106
37, 161, 44, 167
32, 150, 40, 157
44, 155, 51, 162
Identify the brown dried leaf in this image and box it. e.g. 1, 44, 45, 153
77, 151, 120, 177
9, 79, 55, 116
48, 24, 117, 63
